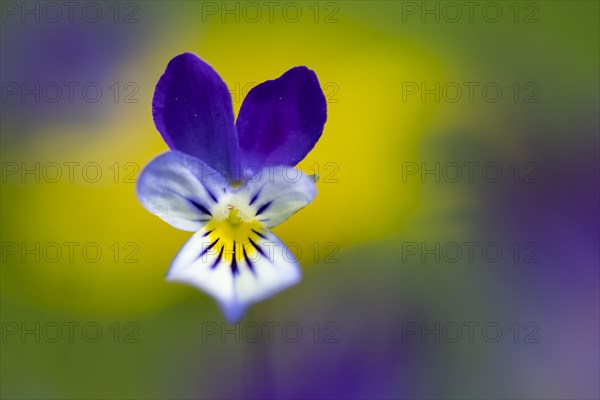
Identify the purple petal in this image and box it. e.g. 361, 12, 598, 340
153, 53, 239, 178
236, 66, 327, 176
136, 151, 231, 232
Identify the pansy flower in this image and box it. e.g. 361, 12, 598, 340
137, 53, 327, 322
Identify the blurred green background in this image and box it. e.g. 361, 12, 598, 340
1, 1, 598, 399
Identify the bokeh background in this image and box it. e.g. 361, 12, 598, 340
1, 1, 598, 399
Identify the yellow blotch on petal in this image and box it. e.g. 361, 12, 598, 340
206, 207, 263, 263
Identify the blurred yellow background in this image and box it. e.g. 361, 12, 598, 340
1, 1, 598, 398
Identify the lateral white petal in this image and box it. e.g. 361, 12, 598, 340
137, 151, 230, 231
237, 166, 317, 228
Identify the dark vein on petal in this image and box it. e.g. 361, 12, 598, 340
198, 237, 220, 259
251, 229, 268, 240
231, 241, 239, 276
190, 200, 212, 216
210, 245, 224, 269
248, 237, 268, 259
243, 245, 256, 275
202, 229, 214, 237
205, 188, 218, 203
249, 186, 264, 206
255, 200, 273, 216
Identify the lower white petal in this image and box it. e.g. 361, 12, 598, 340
166, 227, 301, 323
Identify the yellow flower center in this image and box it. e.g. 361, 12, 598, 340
205, 205, 263, 264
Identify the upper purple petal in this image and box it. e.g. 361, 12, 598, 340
236, 66, 327, 176
152, 53, 239, 179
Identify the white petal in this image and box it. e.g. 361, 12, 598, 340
166, 228, 301, 323
236, 166, 317, 228
137, 151, 231, 231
